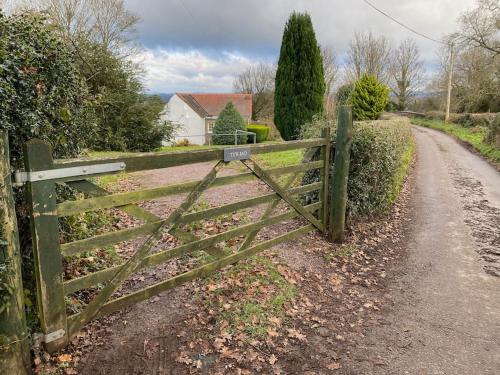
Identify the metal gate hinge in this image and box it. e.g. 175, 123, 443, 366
13, 162, 126, 186
34, 329, 66, 344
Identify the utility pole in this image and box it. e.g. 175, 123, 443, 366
445, 41, 454, 122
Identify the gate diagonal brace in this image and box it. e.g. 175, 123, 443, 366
68, 161, 225, 336
237, 147, 320, 251
241, 159, 323, 232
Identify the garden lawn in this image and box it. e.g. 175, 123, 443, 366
411, 117, 500, 164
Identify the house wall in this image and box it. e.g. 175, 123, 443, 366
161, 95, 206, 145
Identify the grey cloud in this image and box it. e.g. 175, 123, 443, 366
125, 0, 475, 61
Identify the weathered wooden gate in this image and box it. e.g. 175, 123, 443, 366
20, 131, 337, 352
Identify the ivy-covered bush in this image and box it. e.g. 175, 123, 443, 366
0, 12, 97, 325
0, 13, 97, 169
302, 116, 414, 221
212, 102, 248, 145
247, 124, 270, 143
350, 75, 389, 121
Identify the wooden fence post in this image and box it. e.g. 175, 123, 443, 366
329, 106, 353, 242
0, 131, 31, 374
23, 140, 68, 352
320, 127, 331, 232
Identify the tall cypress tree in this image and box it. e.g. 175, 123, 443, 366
274, 12, 325, 140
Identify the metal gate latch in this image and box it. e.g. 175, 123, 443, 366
13, 162, 126, 186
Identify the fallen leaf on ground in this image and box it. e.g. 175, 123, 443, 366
327, 362, 342, 370
287, 329, 307, 341
57, 354, 72, 363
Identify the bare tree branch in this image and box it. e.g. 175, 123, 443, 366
457, 0, 500, 56
346, 31, 392, 83
389, 38, 424, 110
234, 63, 276, 120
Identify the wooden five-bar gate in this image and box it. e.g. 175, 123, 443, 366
0, 108, 353, 372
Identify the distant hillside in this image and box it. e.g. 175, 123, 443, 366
157, 93, 174, 102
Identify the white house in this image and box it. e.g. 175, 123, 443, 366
162, 93, 253, 145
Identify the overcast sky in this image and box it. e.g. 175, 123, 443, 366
124, 0, 476, 93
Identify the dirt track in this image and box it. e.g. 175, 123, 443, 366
342, 126, 500, 374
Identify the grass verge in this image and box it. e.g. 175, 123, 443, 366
387, 137, 415, 208
411, 117, 500, 165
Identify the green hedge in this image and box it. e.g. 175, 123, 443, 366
302, 116, 414, 221
247, 124, 270, 143
424, 111, 497, 127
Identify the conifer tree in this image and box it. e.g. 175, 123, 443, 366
274, 12, 325, 140
350, 74, 389, 120
212, 102, 247, 145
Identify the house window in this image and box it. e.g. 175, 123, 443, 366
207, 121, 216, 133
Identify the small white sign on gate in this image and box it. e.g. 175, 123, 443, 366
224, 147, 251, 162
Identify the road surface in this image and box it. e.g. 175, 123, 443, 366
346, 126, 500, 374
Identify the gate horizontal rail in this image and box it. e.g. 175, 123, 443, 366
54, 138, 327, 174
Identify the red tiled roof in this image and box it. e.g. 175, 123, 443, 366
176, 93, 252, 119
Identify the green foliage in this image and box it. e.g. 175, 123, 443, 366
335, 83, 354, 106
302, 116, 414, 220
274, 12, 325, 140
212, 102, 247, 145
120, 95, 177, 151
485, 114, 499, 146
454, 113, 474, 127
350, 75, 390, 121
76, 42, 172, 152
0, 12, 96, 169
424, 111, 497, 128
247, 124, 269, 143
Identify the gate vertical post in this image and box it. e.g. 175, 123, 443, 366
319, 127, 331, 233
23, 140, 68, 352
0, 132, 31, 374
329, 106, 353, 242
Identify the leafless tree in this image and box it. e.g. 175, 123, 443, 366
346, 31, 392, 83
87, 0, 140, 53
427, 0, 500, 113
321, 46, 339, 95
389, 38, 424, 110
234, 63, 276, 120
10, 0, 140, 56
452, 46, 499, 112
320, 46, 339, 118
457, 0, 499, 56
45, 0, 91, 39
